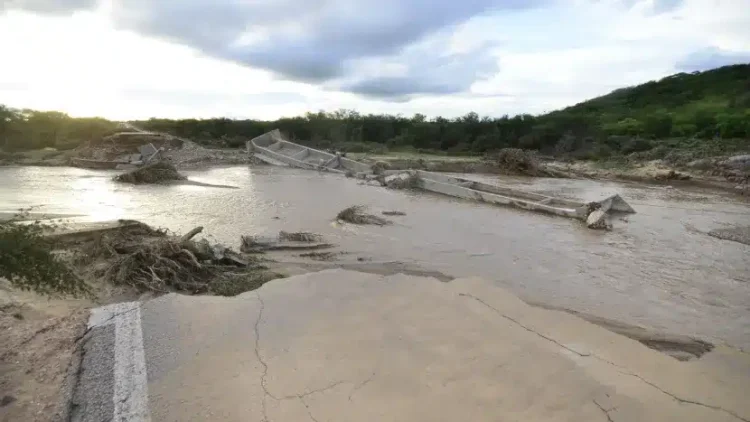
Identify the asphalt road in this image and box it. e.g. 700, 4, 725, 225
71, 270, 750, 422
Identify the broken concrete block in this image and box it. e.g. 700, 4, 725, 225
586, 209, 611, 230
384, 172, 417, 189
384, 173, 408, 183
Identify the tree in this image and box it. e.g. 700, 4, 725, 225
605, 118, 644, 136
643, 112, 673, 138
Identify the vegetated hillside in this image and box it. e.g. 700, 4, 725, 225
552, 64, 750, 138
526, 63, 750, 159
2, 64, 748, 160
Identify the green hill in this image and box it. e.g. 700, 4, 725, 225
555, 64, 750, 139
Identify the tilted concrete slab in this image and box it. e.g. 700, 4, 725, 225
77, 270, 750, 422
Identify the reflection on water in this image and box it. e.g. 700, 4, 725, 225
2, 165, 749, 349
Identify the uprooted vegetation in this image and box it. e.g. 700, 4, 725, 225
336, 206, 391, 226
113, 162, 187, 184
241, 231, 332, 253
485, 148, 551, 177
64, 222, 282, 296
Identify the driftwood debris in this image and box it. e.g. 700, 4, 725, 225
241, 231, 333, 253
180, 226, 204, 242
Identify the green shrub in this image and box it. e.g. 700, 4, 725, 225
621, 138, 653, 154
0, 214, 90, 296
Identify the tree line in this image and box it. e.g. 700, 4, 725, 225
2, 64, 748, 159
0, 106, 117, 152
134, 65, 750, 158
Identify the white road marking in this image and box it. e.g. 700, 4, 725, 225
88, 302, 151, 422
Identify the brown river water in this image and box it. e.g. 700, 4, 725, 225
1, 165, 749, 349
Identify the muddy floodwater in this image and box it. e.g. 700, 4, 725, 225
2, 165, 749, 349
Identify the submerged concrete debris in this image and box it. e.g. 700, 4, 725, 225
249, 130, 637, 229
384, 171, 420, 189
278, 231, 323, 242
336, 206, 391, 226
708, 226, 750, 246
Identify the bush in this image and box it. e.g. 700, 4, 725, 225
629, 145, 669, 161
620, 138, 653, 154
663, 150, 697, 166
588, 143, 615, 160
0, 214, 89, 296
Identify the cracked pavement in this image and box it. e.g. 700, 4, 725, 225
74, 269, 750, 421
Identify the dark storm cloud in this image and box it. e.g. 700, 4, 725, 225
3, 0, 544, 98
676, 47, 750, 72
342, 47, 500, 99
107, 0, 537, 83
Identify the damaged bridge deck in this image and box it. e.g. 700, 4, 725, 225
247, 130, 635, 228
73, 270, 749, 421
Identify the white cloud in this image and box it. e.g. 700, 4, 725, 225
0, 0, 748, 120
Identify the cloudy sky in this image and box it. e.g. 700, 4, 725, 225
1, 0, 749, 120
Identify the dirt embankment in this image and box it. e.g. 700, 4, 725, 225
1, 132, 255, 169
548, 154, 750, 194
163, 139, 256, 169
708, 226, 750, 246
0, 149, 74, 167
0, 298, 88, 422
358, 149, 566, 177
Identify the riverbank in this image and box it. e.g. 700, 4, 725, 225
351, 151, 749, 194
4, 144, 748, 195
548, 159, 748, 194
0, 140, 257, 170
